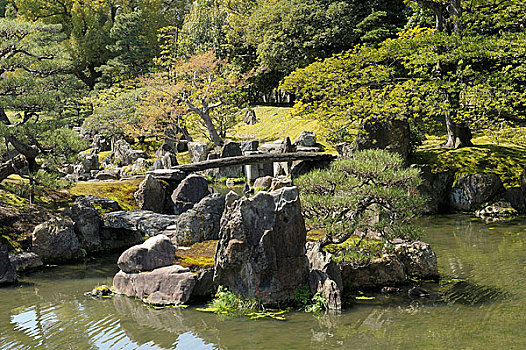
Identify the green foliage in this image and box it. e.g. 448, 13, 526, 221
296, 149, 424, 248
294, 286, 327, 313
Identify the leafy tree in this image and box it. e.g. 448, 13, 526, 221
296, 149, 424, 250
141, 51, 247, 146
282, 1, 526, 147
0, 18, 88, 199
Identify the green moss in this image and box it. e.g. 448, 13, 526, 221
174, 240, 217, 270
68, 178, 142, 211
176, 151, 191, 165
411, 134, 526, 188
323, 236, 384, 265
0, 190, 28, 210
98, 151, 112, 164
231, 106, 333, 152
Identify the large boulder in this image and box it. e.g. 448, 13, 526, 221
31, 217, 81, 262
355, 119, 411, 162
113, 265, 196, 306
162, 152, 178, 169
71, 197, 101, 250
392, 241, 439, 280
244, 109, 257, 125
117, 235, 176, 273
82, 153, 100, 173
0, 243, 16, 285
214, 187, 309, 306
155, 139, 177, 158
95, 169, 120, 180
77, 195, 122, 212
171, 174, 210, 214
253, 176, 273, 190
9, 252, 43, 272
306, 242, 342, 310
449, 173, 504, 211
293, 131, 317, 147
134, 175, 167, 213
102, 210, 179, 237
414, 165, 455, 214
241, 140, 259, 152
167, 193, 225, 246
340, 255, 406, 290
92, 134, 110, 153
217, 142, 243, 178
113, 139, 147, 165
475, 201, 518, 222
131, 158, 150, 173
188, 142, 208, 163
500, 187, 525, 213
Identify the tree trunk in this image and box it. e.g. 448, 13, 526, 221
0, 155, 27, 183
200, 110, 223, 147
443, 112, 472, 148
0, 107, 10, 124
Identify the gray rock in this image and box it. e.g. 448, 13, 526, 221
271, 176, 292, 191
191, 269, 215, 299
475, 201, 518, 221
217, 142, 243, 178
281, 136, 295, 153
214, 186, 309, 306
77, 195, 122, 212
241, 140, 259, 152
171, 174, 210, 214
244, 109, 257, 125
82, 154, 100, 173
220, 142, 242, 158
188, 142, 208, 163
151, 158, 164, 171
102, 210, 179, 237
293, 131, 317, 147
500, 187, 525, 213
95, 170, 120, 180
392, 241, 439, 280
131, 158, 150, 173
253, 176, 273, 190
113, 265, 196, 305
162, 152, 178, 169
340, 255, 406, 290
117, 235, 176, 273
0, 243, 16, 285
167, 193, 225, 246
355, 119, 411, 162
134, 175, 167, 213
449, 173, 504, 211
9, 252, 43, 272
31, 217, 81, 262
414, 165, 455, 214
71, 197, 101, 250
306, 242, 342, 310
155, 140, 177, 158
113, 139, 148, 165
92, 134, 110, 153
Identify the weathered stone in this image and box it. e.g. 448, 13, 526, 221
155, 140, 177, 158
82, 154, 100, 173
281, 137, 295, 153
293, 131, 317, 147
131, 158, 150, 173
191, 269, 215, 299
95, 170, 120, 180
241, 140, 259, 152
449, 173, 504, 211
217, 142, 243, 178
167, 194, 225, 246
113, 265, 196, 305
340, 255, 406, 290
413, 165, 455, 214
162, 152, 178, 169
171, 174, 210, 215
355, 119, 411, 161
253, 176, 273, 190
134, 175, 167, 213
92, 134, 111, 153
500, 187, 525, 213
393, 241, 439, 280
31, 217, 81, 262
102, 210, 179, 237
113, 139, 148, 165
244, 109, 257, 125
475, 201, 518, 221
188, 142, 208, 163
71, 197, 101, 250
306, 242, 342, 310
117, 235, 176, 273
0, 243, 16, 285
9, 252, 43, 272
214, 187, 309, 306
78, 195, 122, 213
148, 169, 186, 182
176, 140, 189, 153
151, 158, 164, 171
271, 176, 292, 191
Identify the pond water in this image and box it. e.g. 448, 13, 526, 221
0, 215, 525, 350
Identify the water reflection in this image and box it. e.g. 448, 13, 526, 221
0, 215, 525, 349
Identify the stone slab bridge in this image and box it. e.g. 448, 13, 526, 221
147, 152, 336, 182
